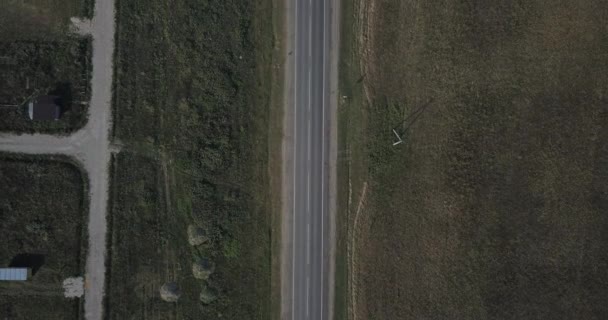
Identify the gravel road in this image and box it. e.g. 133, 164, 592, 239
0, 0, 115, 319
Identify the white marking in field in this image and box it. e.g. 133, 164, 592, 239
392, 129, 403, 146
70, 17, 92, 36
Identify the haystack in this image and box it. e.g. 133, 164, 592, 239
192, 257, 215, 280
160, 281, 181, 302
199, 285, 218, 304
187, 225, 209, 246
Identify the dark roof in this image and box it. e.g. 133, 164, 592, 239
29, 95, 61, 120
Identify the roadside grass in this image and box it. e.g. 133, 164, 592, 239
341, 0, 608, 319
263, 0, 286, 317
107, 0, 279, 318
0, 154, 88, 319
0, 0, 92, 134
334, 0, 368, 318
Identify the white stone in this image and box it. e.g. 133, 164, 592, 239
63, 277, 84, 298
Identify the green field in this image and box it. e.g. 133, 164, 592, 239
339, 1, 608, 319
0, 0, 92, 134
0, 154, 88, 319
106, 152, 193, 318
106, 0, 279, 318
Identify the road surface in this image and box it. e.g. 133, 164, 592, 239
282, 0, 339, 319
0, 0, 115, 319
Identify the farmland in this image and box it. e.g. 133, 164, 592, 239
0, 154, 88, 319
0, 0, 92, 133
106, 0, 281, 318
338, 0, 608, 319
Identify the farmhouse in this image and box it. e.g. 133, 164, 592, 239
0, 268, 30, 281
28, 95, 62, 120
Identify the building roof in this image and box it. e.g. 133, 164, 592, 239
28, 95, 61, 120
0, 268, 29, 281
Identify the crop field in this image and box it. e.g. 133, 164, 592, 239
106, 0, 279, 318
339, 0, 608, 319
0, 0, 92, 133
0, 154, 88, 319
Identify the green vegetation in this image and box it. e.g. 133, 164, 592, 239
106, 152, 192, 318
0, 0, 93, 40
0, 39, 92, 133
340, 0, 608, 319
0, 154, 88, 319
0, 0, 92, 134
106, 0, 280, 318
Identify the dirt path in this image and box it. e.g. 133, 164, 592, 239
349, 182, 367, 320
0, 0, 115, 319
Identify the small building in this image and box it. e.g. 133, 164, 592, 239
0, 268, 30, 281
28, 95, 62, 120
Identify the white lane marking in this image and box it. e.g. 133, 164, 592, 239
307, 66, 311, 217
320, 0, 327, 318
292, 0, 298, 318
308, 0, 312, 58
306, 277, 310, 318
307, 223, 311, 264
307, 2, 313, 319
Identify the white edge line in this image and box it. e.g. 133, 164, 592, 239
307, 3, 313, 319
306, 277, 310, 317
292, 0, 298, 318
307, 224, 311, 264
320, 0, 327, 318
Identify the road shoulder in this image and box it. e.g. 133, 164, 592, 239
280, 0, 296, 317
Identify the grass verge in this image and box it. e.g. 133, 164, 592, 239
334, 0, 368, 318
266, 0, 286, 317
107, 0, 281, 318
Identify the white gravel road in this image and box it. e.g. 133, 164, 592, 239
0, 0, 115, 319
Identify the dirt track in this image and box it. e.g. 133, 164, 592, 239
0, 0, 115, 319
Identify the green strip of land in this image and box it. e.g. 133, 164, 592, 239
106, 0, 280, 318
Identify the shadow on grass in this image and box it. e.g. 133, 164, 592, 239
9, 253, 45, 276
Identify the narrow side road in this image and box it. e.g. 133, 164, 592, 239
0, 0, 115, 319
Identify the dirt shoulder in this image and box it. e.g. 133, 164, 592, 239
327, 0, 341, 318
280, 0, 295, 316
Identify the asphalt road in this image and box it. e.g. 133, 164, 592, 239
0, 1, 115, 318
283, 0, 335, 318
